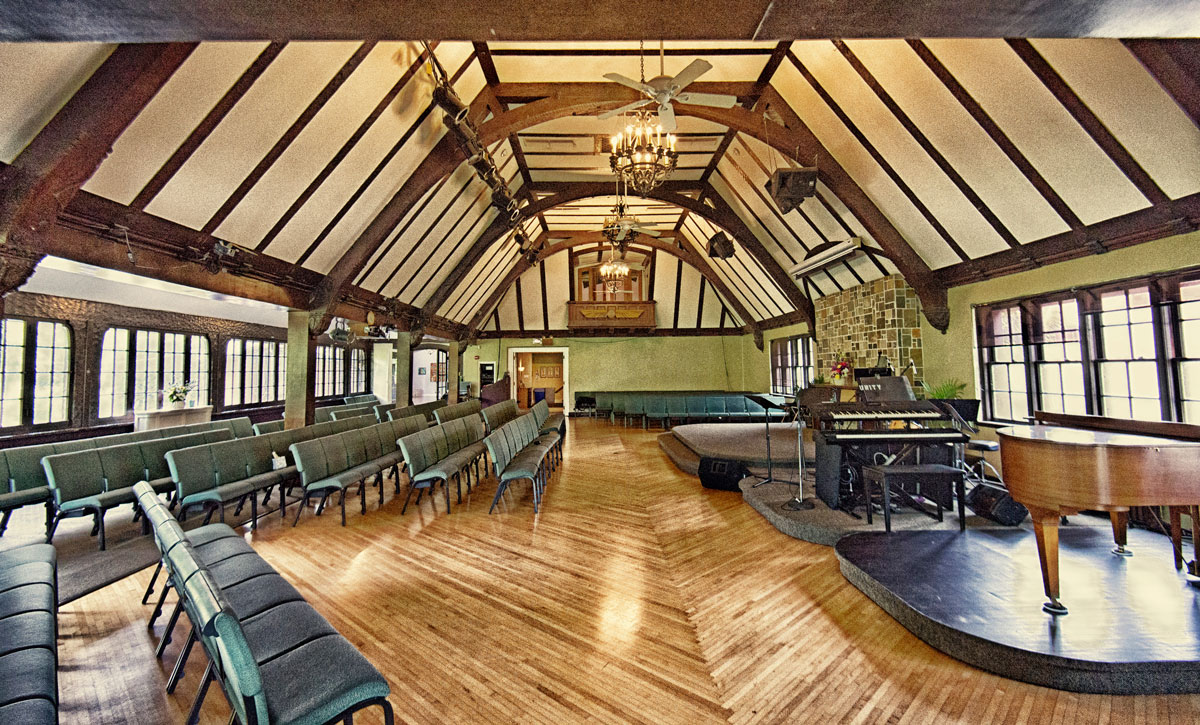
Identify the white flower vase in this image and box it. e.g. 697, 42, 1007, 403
167, 398, 186, 410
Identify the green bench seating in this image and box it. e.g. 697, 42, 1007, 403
481, 399, 519, 433
483, 413, 559, 514
531, 400, 566, 439
0, 416, 253, 540
329, 404, 375, 421
134, 483, 393, 724
397, 416, 489, 515
433, 399, 482, 425
288, 416, 426, 527
383, 400, 446, 423
343, 393, 379, 406
313, 402, 373, 424
0, 543, 57, 724
251, 420, 284, 435
39, 429, 235, 550
592, 392, 788, 428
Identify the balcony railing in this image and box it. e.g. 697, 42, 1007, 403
567, 301, 656, 329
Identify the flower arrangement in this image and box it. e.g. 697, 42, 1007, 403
830, 353, 853, 380
165, 381, 194, 404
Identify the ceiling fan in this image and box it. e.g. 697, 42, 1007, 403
598, 41, 738, 132
603, 211, 662, 242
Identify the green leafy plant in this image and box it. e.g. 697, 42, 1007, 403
813, 374, 827, 385
922, 378, 968, 400
165, 381, 194, 404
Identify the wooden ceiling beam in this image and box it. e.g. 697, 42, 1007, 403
937, 192, 1200, 286
0, 42, 196, 294
1008, 39, 1170, 206
1123, 40, 1200, 129
6, 2, 1200, 42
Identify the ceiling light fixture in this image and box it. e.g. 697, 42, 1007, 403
610, 110, 677, 197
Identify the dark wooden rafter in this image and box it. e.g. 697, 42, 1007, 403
255, 43, 435, 253
130, 42, 285, 211
201, 41, 377, 235
786, 50, 971, 266
1007, 39, 1169, 206
905, 39, 1084, 231
463, 230, 759, 336
939, 191, 1200, 286
0, 43, 196, 262
8, 2, 1200, 42
750, 84, 949, 330
679, 214, 785, 319
834, 40, 1023, 250
1124, 40, 1200, 128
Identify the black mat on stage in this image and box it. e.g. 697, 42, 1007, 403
836, 526, 1200, 694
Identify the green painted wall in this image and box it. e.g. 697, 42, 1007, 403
463, 328, 811, 408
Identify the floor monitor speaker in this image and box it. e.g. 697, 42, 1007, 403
965, 483, 1029, 526
699, 457, 748, 491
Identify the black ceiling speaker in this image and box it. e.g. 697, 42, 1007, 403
765, 167, 819, 213
707, 232, 735, 259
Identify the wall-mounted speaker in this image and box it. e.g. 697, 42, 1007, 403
765, 167, 819, 213
707, 232, 735, 259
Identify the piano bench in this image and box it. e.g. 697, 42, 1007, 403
967, 440, 1000, 453
862, 464, 966, 533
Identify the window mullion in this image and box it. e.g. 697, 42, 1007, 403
20, 321, 36, 427
1150, 285, 1177, 421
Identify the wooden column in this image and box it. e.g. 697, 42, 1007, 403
394, 331, 412, 407
447, 340, 461, 404
284, 309, 315, 429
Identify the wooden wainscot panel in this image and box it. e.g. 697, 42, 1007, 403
567, 301, 656, 329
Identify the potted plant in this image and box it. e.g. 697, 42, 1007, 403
164, 381, 194, 410
921, 378, 979, 425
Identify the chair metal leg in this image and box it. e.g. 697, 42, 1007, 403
315, 490, 330, 516
142, 561, 163, 605
339, 489, 347, 526
488, 481, 508, 514
44, 501, 54, 541
148, 581, 172, 628
359, 481, 367, 515
443, 478, 451, 514
47, 511, 60, 542
166, 627, 197, 694
0, 508, 12, 538
401, 482, 418, 515
155, 600, 183, 657
186, 660, 215, 725
292, 491, 309, 527
96, 509, 107, 551
250, 492, 258, 530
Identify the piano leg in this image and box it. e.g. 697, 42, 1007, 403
1029, 505, 1068, 615
1171, 506, 1184, 570
1110, 510, 1133, 557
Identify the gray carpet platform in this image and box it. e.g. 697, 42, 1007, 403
836, 527, 1200, 694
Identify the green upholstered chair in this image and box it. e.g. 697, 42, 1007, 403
593, 392, 613, 420
666, 395, 688, 426
686, 395, 708, 422
643, 395, 668, 429
705, 395, 727, 420
623, 394, 645, 427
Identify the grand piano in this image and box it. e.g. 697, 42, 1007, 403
999, 412, 1200, 615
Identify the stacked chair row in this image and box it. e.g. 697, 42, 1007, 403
483, 413, 561, 514
314, 402, 377, 424
252, 412, 375, 437
481, 399, 520, 432
595, 392, 787, 428
134, 483, 393, 725
397, 415, 488, 515
383, 400, 446, 423
289, 414, 428, 526
531, 399, 566, 438
0, 416, 252, 539
40, 429, 234, 550
0, 543, 57, 724
329, 404, 375, 421
433, 399, 482, 425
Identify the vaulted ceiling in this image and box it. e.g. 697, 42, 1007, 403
1, 32, 1198, 342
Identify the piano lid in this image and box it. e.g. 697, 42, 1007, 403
998, 424, 1200, 449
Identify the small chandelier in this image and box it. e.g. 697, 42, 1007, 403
599, 245, 630, 294
610, 110, 677, 196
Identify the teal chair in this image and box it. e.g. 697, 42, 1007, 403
666, 395, 688, 426
609, 393, 627, 425
725, 396, 750, 419
594, 392, 612, 420
705, 396, 726, 421
686, 396, 707, 422
643, 395, 668, 429
624, 394, 645, 427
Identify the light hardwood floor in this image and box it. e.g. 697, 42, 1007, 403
58, 418, 1200, 724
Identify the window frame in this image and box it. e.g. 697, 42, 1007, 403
97, 326, 210, 419
975, 266, 1200, 425
769, 334, 815, 396
0, 315, 74, 431
223, 336, 287, 410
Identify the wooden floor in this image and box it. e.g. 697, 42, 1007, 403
59, 418, 1200, 724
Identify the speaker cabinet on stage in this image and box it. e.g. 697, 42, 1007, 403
965, 483, 1029, 526
698, 457, 748, 491
706, 232, 735, 259
765, 167, 819, 213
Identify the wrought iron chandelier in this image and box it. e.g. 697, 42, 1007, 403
598, 244, 630, 294
609, 109, 677, 196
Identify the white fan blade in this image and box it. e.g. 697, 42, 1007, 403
632, 225, 661, 237
656, 102, 677, 132
617, 227, 629, 241
675, 91, 737, 108
670, 59, 712, 93
598, 99, 651, 120
604, 72, 653, 95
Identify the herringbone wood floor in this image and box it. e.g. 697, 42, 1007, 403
58, 418, 1200, 723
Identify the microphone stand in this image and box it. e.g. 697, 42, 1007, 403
781, 417, 814, 510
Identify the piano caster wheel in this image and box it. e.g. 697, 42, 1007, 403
1042, 600, 1069, 616
1112, 545, 1133, 557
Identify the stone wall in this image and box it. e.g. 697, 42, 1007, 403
813, 274, 923, 384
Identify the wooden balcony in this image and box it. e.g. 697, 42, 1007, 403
567, 301, 656, 329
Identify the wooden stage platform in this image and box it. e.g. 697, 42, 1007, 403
836, 524, 1200, 694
